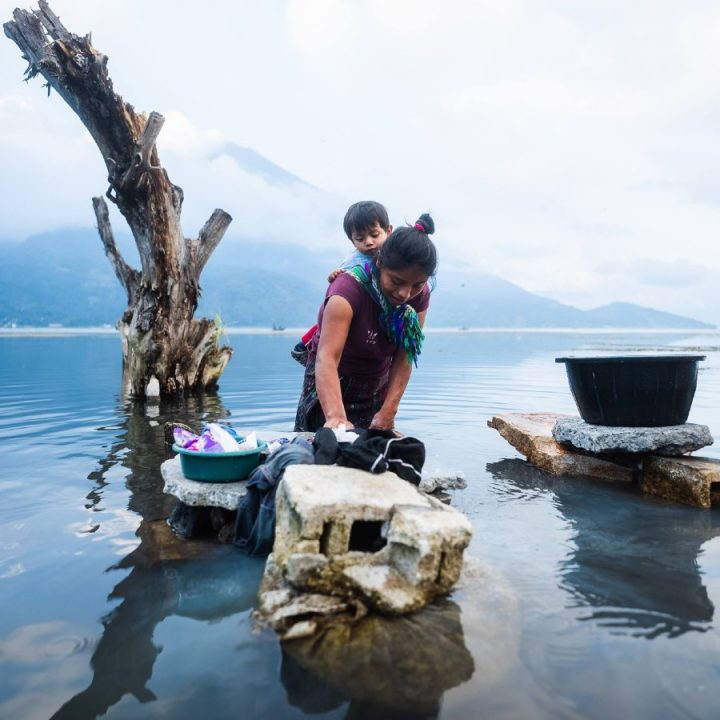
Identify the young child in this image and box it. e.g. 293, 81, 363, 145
291, 200, 393, 365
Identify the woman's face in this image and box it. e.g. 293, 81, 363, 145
377, 264, 429, 306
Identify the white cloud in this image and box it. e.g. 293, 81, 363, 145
158, 111, 224, 158
1, 0, 720, 321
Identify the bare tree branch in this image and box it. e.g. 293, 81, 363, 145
92, 196, 140, 302
120, 111, 165, 190
193, 209, 233, 276
34, 0, 69, 42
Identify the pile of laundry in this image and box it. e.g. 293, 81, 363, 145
172, 423, 260, 453
234, 426, 426, 556
166, 423, 430, 555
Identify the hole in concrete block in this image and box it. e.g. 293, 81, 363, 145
319, 522, 333, 556
711, 482, 720, 507
348, 520, 387, 553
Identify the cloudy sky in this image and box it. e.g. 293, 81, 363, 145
1, 0, 719, 322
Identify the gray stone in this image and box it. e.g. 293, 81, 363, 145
257, 555, 367, 639
418, 470, 466, 493
267, 465, 472, 617
641, 456, 720, 509
161, 456, 248, 510
553, 417, 714, 456
488, 413, 634, 482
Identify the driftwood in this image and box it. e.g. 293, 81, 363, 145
4, 1, 233, 396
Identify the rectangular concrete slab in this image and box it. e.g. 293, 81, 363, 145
488, 413, 634, 483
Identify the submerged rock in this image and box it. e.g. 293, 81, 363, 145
278, 556, 520, 717
281, 597, 474, 716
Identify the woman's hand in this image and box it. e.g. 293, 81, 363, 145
324, 417, 354, 430
369, 409, 396, 432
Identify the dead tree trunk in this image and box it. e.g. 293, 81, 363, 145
4, 1, 233, 397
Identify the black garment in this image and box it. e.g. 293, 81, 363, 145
234, 429, 425, 557
313, 428, 425, 484
312, 427, 339, 465
233, 437, 314, 556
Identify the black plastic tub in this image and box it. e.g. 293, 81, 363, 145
555, 355, 706, 427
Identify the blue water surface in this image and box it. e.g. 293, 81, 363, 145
0, 329, 719, 719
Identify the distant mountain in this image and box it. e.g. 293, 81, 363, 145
212, 142, 313, 188
0, 229, 714, 330
426, 271, 715, 329
581, 302, 708, 328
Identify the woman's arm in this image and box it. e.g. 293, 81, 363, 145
370, 310, 427, 431
315, 295, 354, 428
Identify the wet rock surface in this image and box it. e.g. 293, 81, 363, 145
553, 417, 714, 456
641, 456, 720, 509
488, 413, 634, 482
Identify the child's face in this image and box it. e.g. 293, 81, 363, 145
349, 222, 392, 257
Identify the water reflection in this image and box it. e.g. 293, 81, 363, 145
281, 599, 475, 720
51, 395, 263, 719
50, 523, 265, 720
52, 390, 480, 719
487, 459, 719, 638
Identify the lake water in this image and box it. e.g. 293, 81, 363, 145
1, 329, 719, 720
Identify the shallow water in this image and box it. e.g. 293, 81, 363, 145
0, 329, 719, 719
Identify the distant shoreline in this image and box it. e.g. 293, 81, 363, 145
1, 326, 718, 337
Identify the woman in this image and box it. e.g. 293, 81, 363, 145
294, 214, 437, 432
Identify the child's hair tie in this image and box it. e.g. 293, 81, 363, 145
414, 222, 426, 232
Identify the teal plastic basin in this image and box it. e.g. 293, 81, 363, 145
172, 441, 268, 483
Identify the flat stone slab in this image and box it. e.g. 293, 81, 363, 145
553, 417, 713, 456
161, 456, 248, 510
488, 413, 633, 483
641, 456, 720, 509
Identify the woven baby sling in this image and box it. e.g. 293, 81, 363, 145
345, 262, 425, 367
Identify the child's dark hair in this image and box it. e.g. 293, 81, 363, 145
343, 201, 390, 239
379, 213, 437, 277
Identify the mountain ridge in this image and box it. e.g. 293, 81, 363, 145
0, 229, 714, 330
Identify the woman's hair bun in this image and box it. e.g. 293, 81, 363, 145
413, 213, 435, 235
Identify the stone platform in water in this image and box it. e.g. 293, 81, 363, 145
488, 413, 634, 483
489, 412, 720, 509
552, 417, 713, 456
161, 456, 248, 510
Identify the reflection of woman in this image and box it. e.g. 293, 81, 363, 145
295, 214, 437, 432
